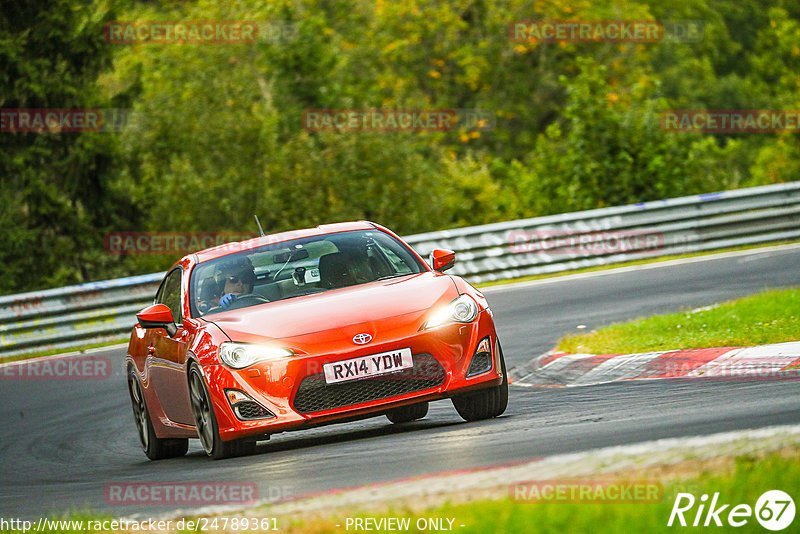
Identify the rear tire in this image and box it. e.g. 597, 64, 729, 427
386, 402, 428, 424
188, 363, 256, 460
452, 344, 508, 422
127, 367, 188, 460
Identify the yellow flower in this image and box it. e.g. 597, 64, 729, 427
514, 44, 528, 53
429, 70, 442, 79
606, 93, 619, 103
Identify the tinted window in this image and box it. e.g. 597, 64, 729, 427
190, 230, 426, 317
156, 268, 183, 323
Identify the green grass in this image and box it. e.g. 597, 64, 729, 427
435, 452, 796, 534
558, 287, 800, 354
277, 449, 800, 533
475, 240, 800, 289
8, 449, 797, 533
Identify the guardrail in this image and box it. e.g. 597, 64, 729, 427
2, 181, 799, 358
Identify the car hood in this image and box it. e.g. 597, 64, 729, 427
207, 272, 457, 342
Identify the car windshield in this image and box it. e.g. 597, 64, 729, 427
190, 229, 426, 317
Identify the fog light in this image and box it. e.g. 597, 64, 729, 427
466, 336, 493, 377
226, 389, 250, 405
224, 388, 276, 420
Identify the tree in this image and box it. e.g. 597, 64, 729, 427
0, 0, 140, 293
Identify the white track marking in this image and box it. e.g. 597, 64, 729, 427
572, 351, 668, 386
120, 424, 800, 521
217, 424, 800, 520
515, 342, 800, 387
687, 342, 800, 378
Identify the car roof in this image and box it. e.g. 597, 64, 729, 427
191, 221, 377, 264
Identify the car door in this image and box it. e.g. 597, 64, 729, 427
148, 267, 194, 425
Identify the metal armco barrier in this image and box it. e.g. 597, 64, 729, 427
405, 181, 800, 282
0, 273, 163, 357
2, 181, 799, 357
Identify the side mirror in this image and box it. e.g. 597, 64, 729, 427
136, 304, 178, 337
430, 249, 456, 272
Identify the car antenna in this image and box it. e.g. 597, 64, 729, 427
254, 215, 266, 237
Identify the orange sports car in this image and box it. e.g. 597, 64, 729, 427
126, 221, 507, 460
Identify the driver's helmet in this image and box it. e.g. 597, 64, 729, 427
215, 255, 256, 290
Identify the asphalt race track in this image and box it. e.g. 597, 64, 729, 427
1, 246, 799, 519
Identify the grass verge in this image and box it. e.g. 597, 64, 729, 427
558, 287, 800, 354
10, 448, 797, 533
403, 450, 797, 534
330, 452, 797, 534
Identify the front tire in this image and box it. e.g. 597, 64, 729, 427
452, 345, 508, 421
188, 363, 255, 460
386, 402, 428, 424
127, 367, 188, 460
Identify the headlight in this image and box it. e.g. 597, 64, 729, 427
423, 294, 479, 329
218, 342, 293, 369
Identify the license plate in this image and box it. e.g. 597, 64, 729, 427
323, 348, 413, 384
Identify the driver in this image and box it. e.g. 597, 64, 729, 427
216, 256, 257, 310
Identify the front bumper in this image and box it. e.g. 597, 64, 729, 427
203, 309, 502, 441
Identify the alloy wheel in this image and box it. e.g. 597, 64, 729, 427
189, 370, 214, 454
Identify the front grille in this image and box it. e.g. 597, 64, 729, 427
234, 401, 275, 420
466, 352, 492, 377
293, 353, 446, 415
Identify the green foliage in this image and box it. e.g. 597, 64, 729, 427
0, 0, 141, 293
3, 0, 800, 293
510, 58, 746, 214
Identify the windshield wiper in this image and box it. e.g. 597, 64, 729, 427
376, 273, 410, 281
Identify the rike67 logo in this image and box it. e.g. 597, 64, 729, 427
668, 490, 795, 531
